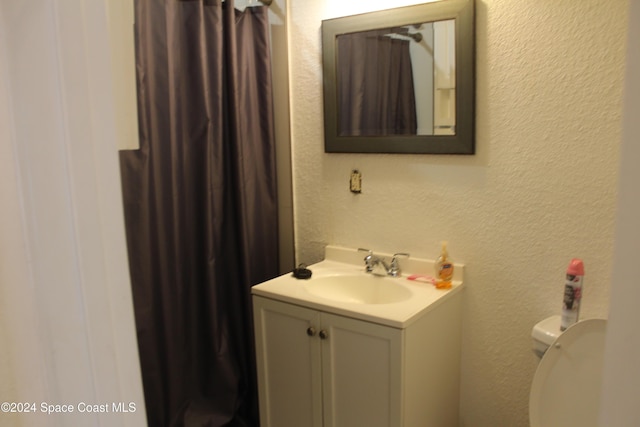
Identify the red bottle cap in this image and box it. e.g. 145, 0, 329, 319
567, 258, 584, 276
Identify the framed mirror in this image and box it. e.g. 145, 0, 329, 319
322, 0, 475, 154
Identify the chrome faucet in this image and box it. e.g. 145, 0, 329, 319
358, 249, 410, 277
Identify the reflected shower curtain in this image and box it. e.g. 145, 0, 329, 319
119, 1, 279, 425
337, 28, 417, 136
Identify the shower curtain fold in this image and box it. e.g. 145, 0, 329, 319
119, 1, 279, 426
337, 28, 417, 136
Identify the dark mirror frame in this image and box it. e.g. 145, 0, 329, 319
322, 0, 475, 154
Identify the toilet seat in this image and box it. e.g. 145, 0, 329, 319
529, 318, 607, 427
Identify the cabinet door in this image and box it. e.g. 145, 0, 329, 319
320, 313, 403, 427
253, 297, 323, 427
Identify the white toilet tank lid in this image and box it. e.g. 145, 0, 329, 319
532, 315, 562, 348
529, 318, 607, 427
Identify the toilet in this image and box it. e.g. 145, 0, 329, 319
529, 315, 607, 427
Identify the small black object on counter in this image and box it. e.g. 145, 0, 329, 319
292, 264, 312, 280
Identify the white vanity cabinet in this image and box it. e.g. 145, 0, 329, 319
253, 293, 462, 427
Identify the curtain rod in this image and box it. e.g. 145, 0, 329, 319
393, 32, 423, 43
222, 0, 272, 5
380, 32, 423, 43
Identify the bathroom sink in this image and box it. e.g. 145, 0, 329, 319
304, 275, 412, 304
251, 245, 464, 328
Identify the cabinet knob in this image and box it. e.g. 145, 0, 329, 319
319, 330, 328, 340
306, 327, 317, 337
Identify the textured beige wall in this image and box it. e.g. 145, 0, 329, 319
289, 0, 628, 425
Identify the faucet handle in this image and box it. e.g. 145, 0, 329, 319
358, 247, 373, 261
358, 248, 374, 272
390, 253, 410, 277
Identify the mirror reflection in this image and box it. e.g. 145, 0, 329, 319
322, 0, 474, 154
336, 20, 456, 137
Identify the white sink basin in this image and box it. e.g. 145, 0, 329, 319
304, 275, 412, 304
251, 246, 464, 328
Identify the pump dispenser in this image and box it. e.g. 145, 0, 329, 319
435, 241, 454, 289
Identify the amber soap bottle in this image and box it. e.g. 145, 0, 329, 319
435, 241, 454, 289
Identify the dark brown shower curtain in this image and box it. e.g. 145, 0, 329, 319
337, 28, 417, 137
119, 1, 279, 426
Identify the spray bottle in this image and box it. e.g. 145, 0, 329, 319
560, 258, 585, 331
